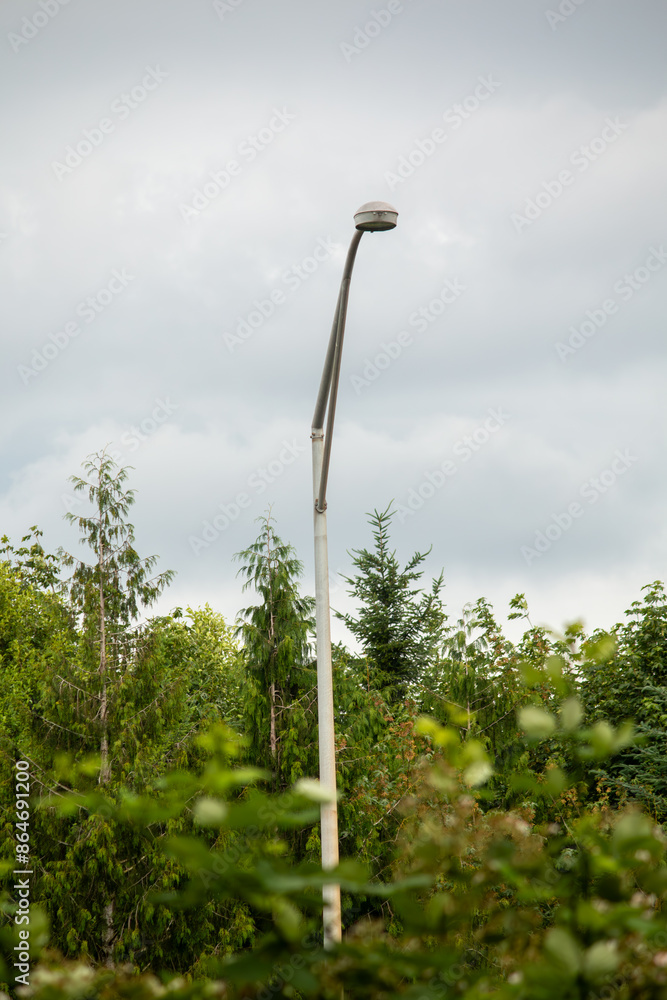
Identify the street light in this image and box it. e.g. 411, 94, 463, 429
311, 201, 398, 947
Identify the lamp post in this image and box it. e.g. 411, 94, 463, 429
311, 201, 398, 947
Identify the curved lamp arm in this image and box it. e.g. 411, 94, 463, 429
311, 228, 363, 512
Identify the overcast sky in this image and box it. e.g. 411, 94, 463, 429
1, 0, 666, 648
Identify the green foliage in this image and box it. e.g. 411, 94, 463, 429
0, 526, 63, 595
134, 606, 245, 772
234, 513, 317, 793
5, 705, 667, 998
0, 553, 77, 756
581, 581, 667, 821
0, 459, 251, 977
22, 601, 251, 972
336, 505, 445, 701
61, 449, 175, 629
58, 448, 175, 794
4, 458, 667, 997
421, 598, 526, 766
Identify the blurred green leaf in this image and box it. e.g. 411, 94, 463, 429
519, 705, 557, 740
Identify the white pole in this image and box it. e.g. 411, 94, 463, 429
312, 429, 342, 947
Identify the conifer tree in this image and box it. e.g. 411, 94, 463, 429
60, 448, 174, 785
336, 505, 445, 701
234, 513, 316, 791
53, 449, 175, 965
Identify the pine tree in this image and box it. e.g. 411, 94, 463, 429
336, 505, 445, 701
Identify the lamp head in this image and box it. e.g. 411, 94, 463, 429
354, 201, 398, 232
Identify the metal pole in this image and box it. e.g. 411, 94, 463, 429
312, 431, 341, 946
310, 203, 397, 949
311, 228, 364, 948
313, 229, 363, 508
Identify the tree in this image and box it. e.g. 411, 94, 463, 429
581, 580, 667, 819
47, 451, 176, 966
234, 513, 317, 792
1, 469, 269, 974
59, 448, 174, 785
336, 505, 445, 701
421, 598, 523, 754
162, 604, 246, 746
0, 525, 63, 595
0, 529, 77, 758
